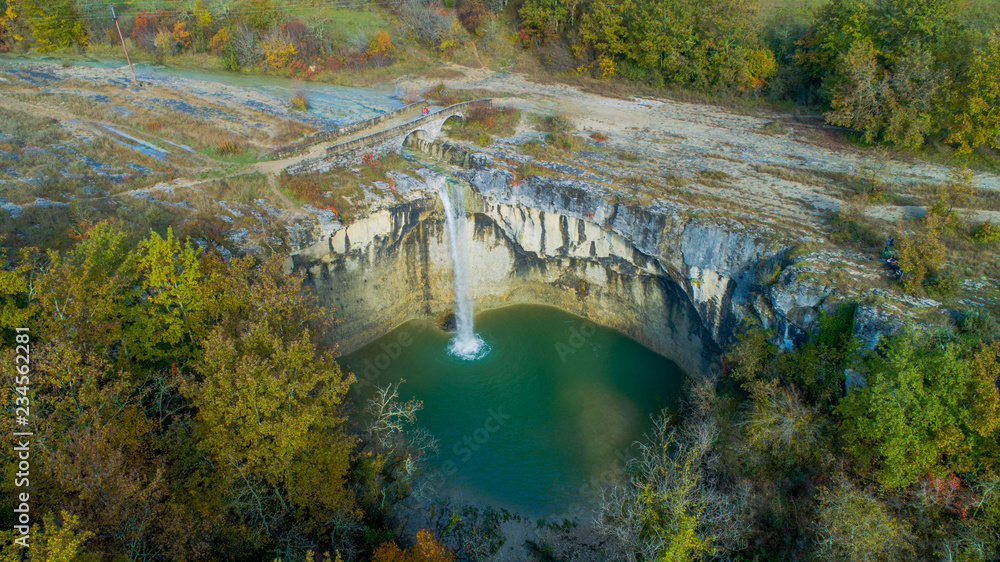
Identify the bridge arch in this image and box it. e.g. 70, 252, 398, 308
441, 113, 464, 128
401, 128, 434, 153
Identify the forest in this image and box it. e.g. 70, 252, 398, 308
1, 226, 998, 559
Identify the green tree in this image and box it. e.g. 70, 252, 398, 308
0, 248, 37, 333
802, 0, 958, 148
826, 40, 941, 147
127, 228, 215, 364
946, 28, 1000, 154
576, 0, 630, 77
610, 0, 772, 91
838, 333, 1000, 490
518, 0, 568, 44
598, 415, 717, 561
19, 0, 85, 51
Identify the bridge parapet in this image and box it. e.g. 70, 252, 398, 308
285, 99, 492, 173
264, 101, 425, 159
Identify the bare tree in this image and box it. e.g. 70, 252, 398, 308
232, 23, 261, 68
597, 413, 753, 561
366, 381, 424, 452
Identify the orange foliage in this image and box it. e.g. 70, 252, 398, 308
366, 30, 394, 66
371, 529, 454, 562
208, 28, 230, 53
172, 21, 190, 47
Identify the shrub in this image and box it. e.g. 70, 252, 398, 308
816, 483, 913, 561
533, 113, 573, 133
589, 131, 609, 142
742, 382, 822, 462
263, 37, 296, 69
154, 30, 177, 61
289, 87, 308, 111
545, 131, 585, 152
897, 212, 947, 293
365, 30, 394, 67
217, 141, 241, 156
444, 106, 520, 144
208, 28, 230, 54
957, 310, 999, 341
972, 222, 1000, 243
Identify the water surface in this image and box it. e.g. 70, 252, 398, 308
340, 305, 686, 518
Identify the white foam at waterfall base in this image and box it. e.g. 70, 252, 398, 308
435, 175, 488, 360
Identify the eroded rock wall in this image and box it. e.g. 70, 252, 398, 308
289, 170, 816, 378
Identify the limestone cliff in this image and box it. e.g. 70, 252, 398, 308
289, 168, 829, 377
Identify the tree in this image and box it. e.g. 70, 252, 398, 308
183, 256, 356, 530
801, 0, 872, 75
815, 482, 912, 561
0, 0, 23, 52
576, 0, 630, 77
518, 0, 567, 45
0, 511, 95, 562
127, 228, 217, 364
0, 248, 37, 333
741, 382, 823, 462
372, 529, 455, 561
366, 30, 394, 68
803, 0, 958, 148
837, 333, 1000, 490
598, 415, 719, 561
18, 0, 85, 51
946, 28, 1000, 154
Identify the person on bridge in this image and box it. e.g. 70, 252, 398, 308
422, 105, 429, 116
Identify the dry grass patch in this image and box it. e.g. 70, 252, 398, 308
272, 119, 317, 145
443, 106, 521, 146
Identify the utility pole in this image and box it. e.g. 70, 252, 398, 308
111, 6, 138, 86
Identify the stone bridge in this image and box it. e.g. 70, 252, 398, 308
286, 99, 492, 173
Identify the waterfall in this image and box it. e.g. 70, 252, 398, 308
436, 176, 486, 360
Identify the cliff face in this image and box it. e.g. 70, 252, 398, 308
289, 169, 818, 377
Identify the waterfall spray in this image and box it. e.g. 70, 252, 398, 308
436, 176, 486, 360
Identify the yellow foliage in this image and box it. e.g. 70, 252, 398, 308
368, 29, 393, 56
745, 47, 778, 90
0, 3, 22, 50
32, 511, 94, 562
193, 0, 212, 26
897, 211, 947, 292
208, 28, 229, 53
371, 529, 454, 561
598, 55, 615, 78
264, 39, 297, 69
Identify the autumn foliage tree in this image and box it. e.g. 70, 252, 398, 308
1, 223, 358, 559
